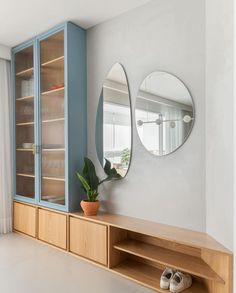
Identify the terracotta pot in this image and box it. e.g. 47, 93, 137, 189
80, 200, 100, 216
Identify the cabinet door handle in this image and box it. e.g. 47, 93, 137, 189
32, 144, 41, 155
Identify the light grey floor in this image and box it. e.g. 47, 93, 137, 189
0, 233, 154, 293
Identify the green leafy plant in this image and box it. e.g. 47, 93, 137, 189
121, 148, 131, 167
76, 157, 121, 202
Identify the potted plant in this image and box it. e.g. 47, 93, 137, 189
76, 157, 121, 216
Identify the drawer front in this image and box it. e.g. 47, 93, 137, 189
38, 209, 67, 250
13, 202, 36, 237
70, 217, 107, 265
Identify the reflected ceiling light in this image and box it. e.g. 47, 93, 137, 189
183, 115, 193, 123
137, 120, 144, 126
137, 114, 194, 127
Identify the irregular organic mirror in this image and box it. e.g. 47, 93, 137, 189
135, 72, 194, 156
96, 63, 132, 177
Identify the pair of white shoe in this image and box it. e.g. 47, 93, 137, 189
160, 268, 192, 293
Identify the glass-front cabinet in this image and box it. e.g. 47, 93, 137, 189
12, 22, 87, 211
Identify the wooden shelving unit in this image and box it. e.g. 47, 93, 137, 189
12, 21, 87, 211
71, 212, 233, 293
113, 239, 224, 283
13, 202, 233, 293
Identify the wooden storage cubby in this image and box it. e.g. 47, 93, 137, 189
109, 227, 218, 292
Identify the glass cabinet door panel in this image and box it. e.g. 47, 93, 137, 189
41, 179, 65, 205
40, 30, 65, 205
15, 45, 35, 199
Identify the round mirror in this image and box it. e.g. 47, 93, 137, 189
96, 63, 132, 177
135, 72, 194, 156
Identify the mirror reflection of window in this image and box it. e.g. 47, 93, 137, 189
96, 63, 132, 177
135, 72, 194, 156
103, 102, 131, 175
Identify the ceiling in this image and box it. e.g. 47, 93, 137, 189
0, 0, 151, 47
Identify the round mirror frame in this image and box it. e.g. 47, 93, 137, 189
135, 71, 195, 157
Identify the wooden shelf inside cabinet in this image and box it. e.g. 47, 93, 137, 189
16, 95, 34, 101
42, 148, 65, 152
42, 176, 65, 182
114, 240, 224, 284
16, 67, 33, 78
41, 87, 64, 97
16, 148, 33, 152
16, 122, 34, 126
112, 260, 208, 293
41, 56, 64, 67
17, 174, 64, 182
42, 118, 64, 123
17, 173, 35, 178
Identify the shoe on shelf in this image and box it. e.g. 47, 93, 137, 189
169, 272, 192, 293
160, 268, 176, 290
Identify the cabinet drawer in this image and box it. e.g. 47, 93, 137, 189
13, 202, 36, 237
38, 209, 67, 250
70, 217, 107, 265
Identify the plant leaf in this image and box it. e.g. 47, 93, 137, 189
99, 159, 122, 185
76, 172, 91, 193
104, 159, 112, 175
83, 157, 99, 191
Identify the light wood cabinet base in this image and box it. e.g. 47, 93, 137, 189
13, 201, 233, 293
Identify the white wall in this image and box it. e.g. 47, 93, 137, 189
205, 0, 234, 252
205, 0, 235, 291
87, 0, 206, 232
0, 44, 11, 60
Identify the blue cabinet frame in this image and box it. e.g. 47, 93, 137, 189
12, 22, 87, 212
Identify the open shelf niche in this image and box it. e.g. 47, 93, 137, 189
105, 220, 232, 293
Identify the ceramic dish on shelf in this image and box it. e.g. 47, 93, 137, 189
49, 83, 64, 91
